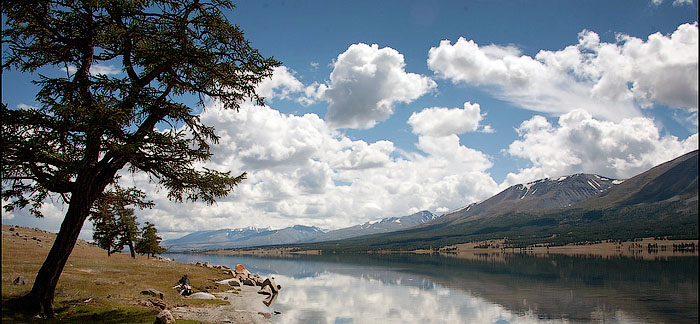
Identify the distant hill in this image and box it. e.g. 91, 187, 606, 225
303, 211, 438, 242
286, 150, 698, 252
164, 211, 438, 251
577, 149, 698, 209
163, 226, 324, 252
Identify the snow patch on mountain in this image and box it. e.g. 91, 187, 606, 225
431, 173, 622, 225
164, 211, 440, 250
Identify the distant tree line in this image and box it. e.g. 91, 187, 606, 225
672, 243, 696, 252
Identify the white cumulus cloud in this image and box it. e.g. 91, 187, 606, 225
617, 23, 698, 110
408, 102, 484, 137
255, 66, 319, 106
256, 66, 305, 101
122, 99, 498, 236
428, 23, 699, 121
502, 109, 698, 187
672, 0, 694, 6
320, 43, 437, 129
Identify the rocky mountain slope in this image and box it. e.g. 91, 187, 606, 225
577, 150, 698, 209
433, 174, 618, 225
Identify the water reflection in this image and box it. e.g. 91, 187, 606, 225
164, 253, 698, 324
270, 271, 577, 324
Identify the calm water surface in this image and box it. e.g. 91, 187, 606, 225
162, 252, 698, 324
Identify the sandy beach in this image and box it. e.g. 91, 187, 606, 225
172, 285, 274, 323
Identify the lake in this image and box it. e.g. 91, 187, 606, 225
162, 252, 698, 324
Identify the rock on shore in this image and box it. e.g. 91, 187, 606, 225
171, 263, 280, 323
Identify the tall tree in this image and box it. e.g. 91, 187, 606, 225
1, 0, 278, 316
135, 222, 164, 258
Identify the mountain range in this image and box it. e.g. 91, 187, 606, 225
304, 211, 439, 243
165, 150, 698, 252
298, 150, 698, 252
163, 210, 439, 251
163, 225, 322, 252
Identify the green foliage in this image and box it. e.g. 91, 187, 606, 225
1, 1, 278, 314
135, 222, 164, 257
90, 203, 120, 256
89, 186, 151, 256
2, 303, 160, 324
1, 0, 279, 217
116, 210, 139, 257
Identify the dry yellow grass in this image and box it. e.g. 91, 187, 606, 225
2, 224, 233, 323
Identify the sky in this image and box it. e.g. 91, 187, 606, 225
2, 0, 698, 240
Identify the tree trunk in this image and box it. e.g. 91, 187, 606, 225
13, 169, 116, 317
128, 240, 135, 259
14, 194, 92, 316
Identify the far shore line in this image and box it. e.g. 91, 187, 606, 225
169, 237, 698, 261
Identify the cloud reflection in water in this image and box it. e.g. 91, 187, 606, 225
271, 271, 567, 324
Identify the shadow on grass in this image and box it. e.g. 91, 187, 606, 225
2, 297, 158, 324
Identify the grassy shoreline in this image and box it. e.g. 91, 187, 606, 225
1, 224, 257, 323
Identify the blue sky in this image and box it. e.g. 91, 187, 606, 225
2, 0, 698, 239
229, 0, 698, 180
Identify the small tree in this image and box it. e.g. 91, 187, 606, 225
89, 186, 150, 257
135, 222, 164, 258
116, 208, 140, 259
90, 201, 120, 256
